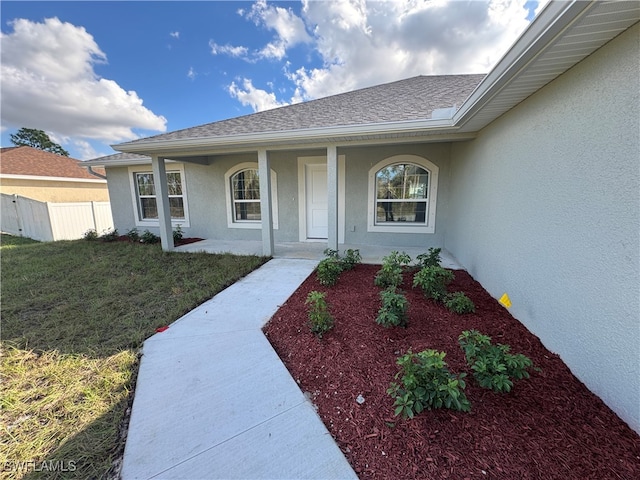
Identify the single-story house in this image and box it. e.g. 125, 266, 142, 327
0, 146, 109, 202
86, 1, 639, 433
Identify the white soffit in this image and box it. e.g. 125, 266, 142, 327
457, 1, 640, 133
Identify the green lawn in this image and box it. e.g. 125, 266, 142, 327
0, 235, 267, 479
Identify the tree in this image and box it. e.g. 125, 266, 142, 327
9, 128, 70, 156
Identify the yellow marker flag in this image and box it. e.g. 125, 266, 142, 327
499, 293, 512, 309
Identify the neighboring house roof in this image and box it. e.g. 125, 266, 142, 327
86, 0, 639, 165
0, 146, 106, 181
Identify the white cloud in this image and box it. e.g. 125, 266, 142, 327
73, 139, 106, 160
228, 78, 286, 112
187, 67, 197, 80
212, 1, 311, 62
246, 0, 312, 60
209, 40, 249, 58
0, 17, 166, 143
170, 31, 180, 39
227, 0, 547, 111
287, 0, 538, 101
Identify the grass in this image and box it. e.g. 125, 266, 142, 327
0, 234, 267, 479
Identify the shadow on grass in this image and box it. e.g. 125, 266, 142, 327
19, 394, 132, 480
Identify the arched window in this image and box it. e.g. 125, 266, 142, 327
375, 163, 429, 224
368, 155, 438, 234
224, 163, 279, 229
231, 168, 261, 221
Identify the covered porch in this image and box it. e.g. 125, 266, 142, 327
174, 238, 464, 269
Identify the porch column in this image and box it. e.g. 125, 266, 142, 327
151, 155, 174, 252
258, 149, 274, 256
327, 145, 339, 251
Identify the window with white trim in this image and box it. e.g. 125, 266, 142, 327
368, 155, 438, 234
375, 164, 428, 224
224, 163, 278, 229
129, 165, 189, 227
231, 168, 261, 221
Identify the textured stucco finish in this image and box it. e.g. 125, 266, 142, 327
446, 25, 640, 432
107, 145, 449, 248
341, 143, 450, 248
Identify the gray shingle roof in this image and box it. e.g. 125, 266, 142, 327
91, 152, 151, 162
119, 75, 484, 146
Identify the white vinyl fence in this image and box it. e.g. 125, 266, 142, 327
1, 193, 114, 242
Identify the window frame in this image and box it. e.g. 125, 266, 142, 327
128, 164, 190, 228
224, 162, 279, 229
367, 155, 439, 234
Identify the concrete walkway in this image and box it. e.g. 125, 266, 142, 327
121, 259, 358, 480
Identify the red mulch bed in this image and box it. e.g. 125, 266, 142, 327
174, 237, 203, 246
263, 264, 640, 479
114, 235, 203, 246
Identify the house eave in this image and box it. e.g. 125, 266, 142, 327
113, 118, 461, 156
454, 0, 640, 131
0, 173, 107, 184
82, 157, 181, 168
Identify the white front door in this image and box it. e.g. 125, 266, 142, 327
306, 164, 328, 239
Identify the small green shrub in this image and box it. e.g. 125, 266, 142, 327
341, 248, 362, 270
173, 225, 184, 244
82, 229, 98, 241
316, 257, 343, 286
323, 248, 340, 259
444, 292, 475, 314
412, 265, 454, 301
416, 247, 442, 269
459, 330, 536, 393
383, 251, 412, 268
376, 287, 409, 328
99, 228, 119, 242
374, 262, 403, 288
316, 249, 361, 285
140, 230, 160, 244
388, 349, 470, 418
374, 251, 412, 288
125, 228, 140, 242
305, 291, 335, 338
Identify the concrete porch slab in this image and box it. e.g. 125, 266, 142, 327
175, 239, 463, 269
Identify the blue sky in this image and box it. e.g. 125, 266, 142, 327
1, 1, 545, 160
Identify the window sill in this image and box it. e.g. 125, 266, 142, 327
227, 221, 278, 230
368, 224, 435, 234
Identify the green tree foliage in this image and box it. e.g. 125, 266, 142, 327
10, 128, 70, 156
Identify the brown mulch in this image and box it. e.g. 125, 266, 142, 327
263, 264, 640, 480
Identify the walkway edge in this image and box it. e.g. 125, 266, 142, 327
121, 258, 358, 480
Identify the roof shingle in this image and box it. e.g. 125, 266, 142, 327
0, 146, 106, 179
119, 75, 485, 146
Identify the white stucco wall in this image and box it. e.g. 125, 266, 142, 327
447, 24, 640, 432
341, 143, 451, 248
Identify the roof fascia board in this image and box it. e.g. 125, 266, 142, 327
452, 0, 594, 126
0, 173, 107, 183
82, 158, 181, 168
110, 132, 476, 160
113, 118, 456, 154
